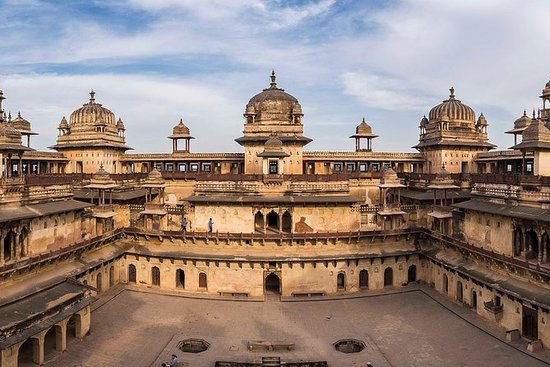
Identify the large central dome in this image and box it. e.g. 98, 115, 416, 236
428, 87, 475, 123
69, 91, 116, 126
244, 71, 303, 125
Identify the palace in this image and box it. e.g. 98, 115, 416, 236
1, 72, 550, 366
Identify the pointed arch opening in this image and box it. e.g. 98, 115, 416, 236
359, 269, 369, 289
19, 227, 29, 257
526, 229, 539, 259
198, 272, 207, 289
407, 265, 417, 283
3, 230, 16, 261
128, 264, 136, 283
442, 274, 448, 293
265, 272, 280, 294
254, 212, 264, 233
152, 266, 161, 286
513, 227, 523, 256
456, 280, 463, 302
266, 210, 279, 232
383, 267, 393, 287
282, 211, 292, 233
337, 272, 346, 290
96, 272, 103, 292
176, 269, 185, 288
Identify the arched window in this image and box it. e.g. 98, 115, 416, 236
152, 266, 160, 286
443, 274, 448, 293
384, 267, 393, 287
128, 264, 136, 283
526, 229, 539, 259
471, 290, 477, 309
337, 272, 345, 290
3, 230, 16, 261
176, 269, 185, 288
198, 272, 207, 289
456, 281, 463, 302
254, 212, 264, 233
97, 273, 103, 292
513, 227, 523, 257
359, 270, 369, 289
266, 211, 279, 231
282, 211, 292, 233
407, 265, 417, 283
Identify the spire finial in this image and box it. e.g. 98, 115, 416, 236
533, 108, 536, 119
89, 89, 95, 103
17, 111, 21, 118
362, 116, 366, 123
449, 87, 455, 98
7, 112, 11, 122
523, 109, 527, 116
270, 70, 277, 88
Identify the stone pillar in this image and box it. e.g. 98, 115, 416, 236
0, 230, 5, 263
76, 306, 91, 338
55, 319, 69, 352
31, 331, 46, 366
538, 234, 543, 263
1, 341, 25, 367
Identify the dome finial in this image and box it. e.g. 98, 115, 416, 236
89, 89, 96, 103
362, 116, 366, 123
533, 108, 536, 119
449, 87, 455, 98
270, 69, 277, 89
523, 109, 527, 117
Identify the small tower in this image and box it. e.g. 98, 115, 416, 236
540, 79, 550, 121
116, 118, 126, 138
168, 118, 194, 153
350, 117, 378, 152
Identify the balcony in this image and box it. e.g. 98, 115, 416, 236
483, 300, 503, 314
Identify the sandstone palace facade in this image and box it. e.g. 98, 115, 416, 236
1, 73, 550, 366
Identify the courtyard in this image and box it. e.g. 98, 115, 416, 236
33, 286, 549, 367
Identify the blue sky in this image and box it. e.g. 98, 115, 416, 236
0, 0, 549, 153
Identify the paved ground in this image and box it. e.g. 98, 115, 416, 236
36, 286, 549, 367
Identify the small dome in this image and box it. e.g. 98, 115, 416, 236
142, 167, 166, 187
380, 166, 400, 185
172, 119, 190, 136
429, 87, 475, 123
513, 110, 531, 130
476, 113, 488, 126
264, 136, 284, 151
11, 111, 31, 131
0, 122, 22, 143
90, 166, 115, 186
419, 115, 429, 127
69, 90, 116, 127
58, 116, 69, 129
355, 117, 373, 135
116, 118, 125, 130
522, 118, 550, 143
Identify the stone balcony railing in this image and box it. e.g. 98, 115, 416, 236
472, 183, 550, 202
484, 300, 503, 314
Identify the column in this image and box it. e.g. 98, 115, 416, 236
538, 234, 543, 263
55, 319, 69, 352
31, 332, 46, 365
77, 306, 91, 338
0, 230, 5, 263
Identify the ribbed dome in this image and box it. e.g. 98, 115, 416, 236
419, 115, 429, 127
476, 113, 488, 126
142, 167, 166, 187
429, 88, 475, 123
11, 112, 31, 131
172, 119, 190, 136
244, 71, 302, 124
355, 118, 373, 135
0, 123, 22, 143
514, 110, 531, 129
90, 166, 114, 185
69, 91, 115, 127
264, 136, 284, 151
522, 118, 550, 143
58, 116, 69, 129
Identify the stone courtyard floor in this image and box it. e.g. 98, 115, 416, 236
39, 285, 550, 367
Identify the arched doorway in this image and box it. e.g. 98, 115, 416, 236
265, 272, 280, 294
407, 265, 417, 283
442, 274, 448, 293
19, 227, 29, 257
176, 269, 185, 288
456, 281, 463, 302
3, 230, 15, 261
254, 212, 264, 233
282, 211, 292, 233
96, 272, 103, 292
471, 290, 477, 309
526, 229, 539, 259
337, 272, 346, 290
359, 270, 369, 289
384, 267, 393, 287
152, 266, 160, 286
522, 306, 538, 340
198, 272, 207, 289
109, 266, 115, 287
17, 338, 35, 365
513, 228, 523, 256
266, 210, 279, 231
128, 264, 136, 283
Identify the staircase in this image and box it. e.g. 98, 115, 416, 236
262, 356, 281, 367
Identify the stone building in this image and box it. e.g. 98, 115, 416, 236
1, 74, 550, 366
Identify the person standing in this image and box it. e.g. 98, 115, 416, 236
181, 217, 187, 234
208, 218, 213, 233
